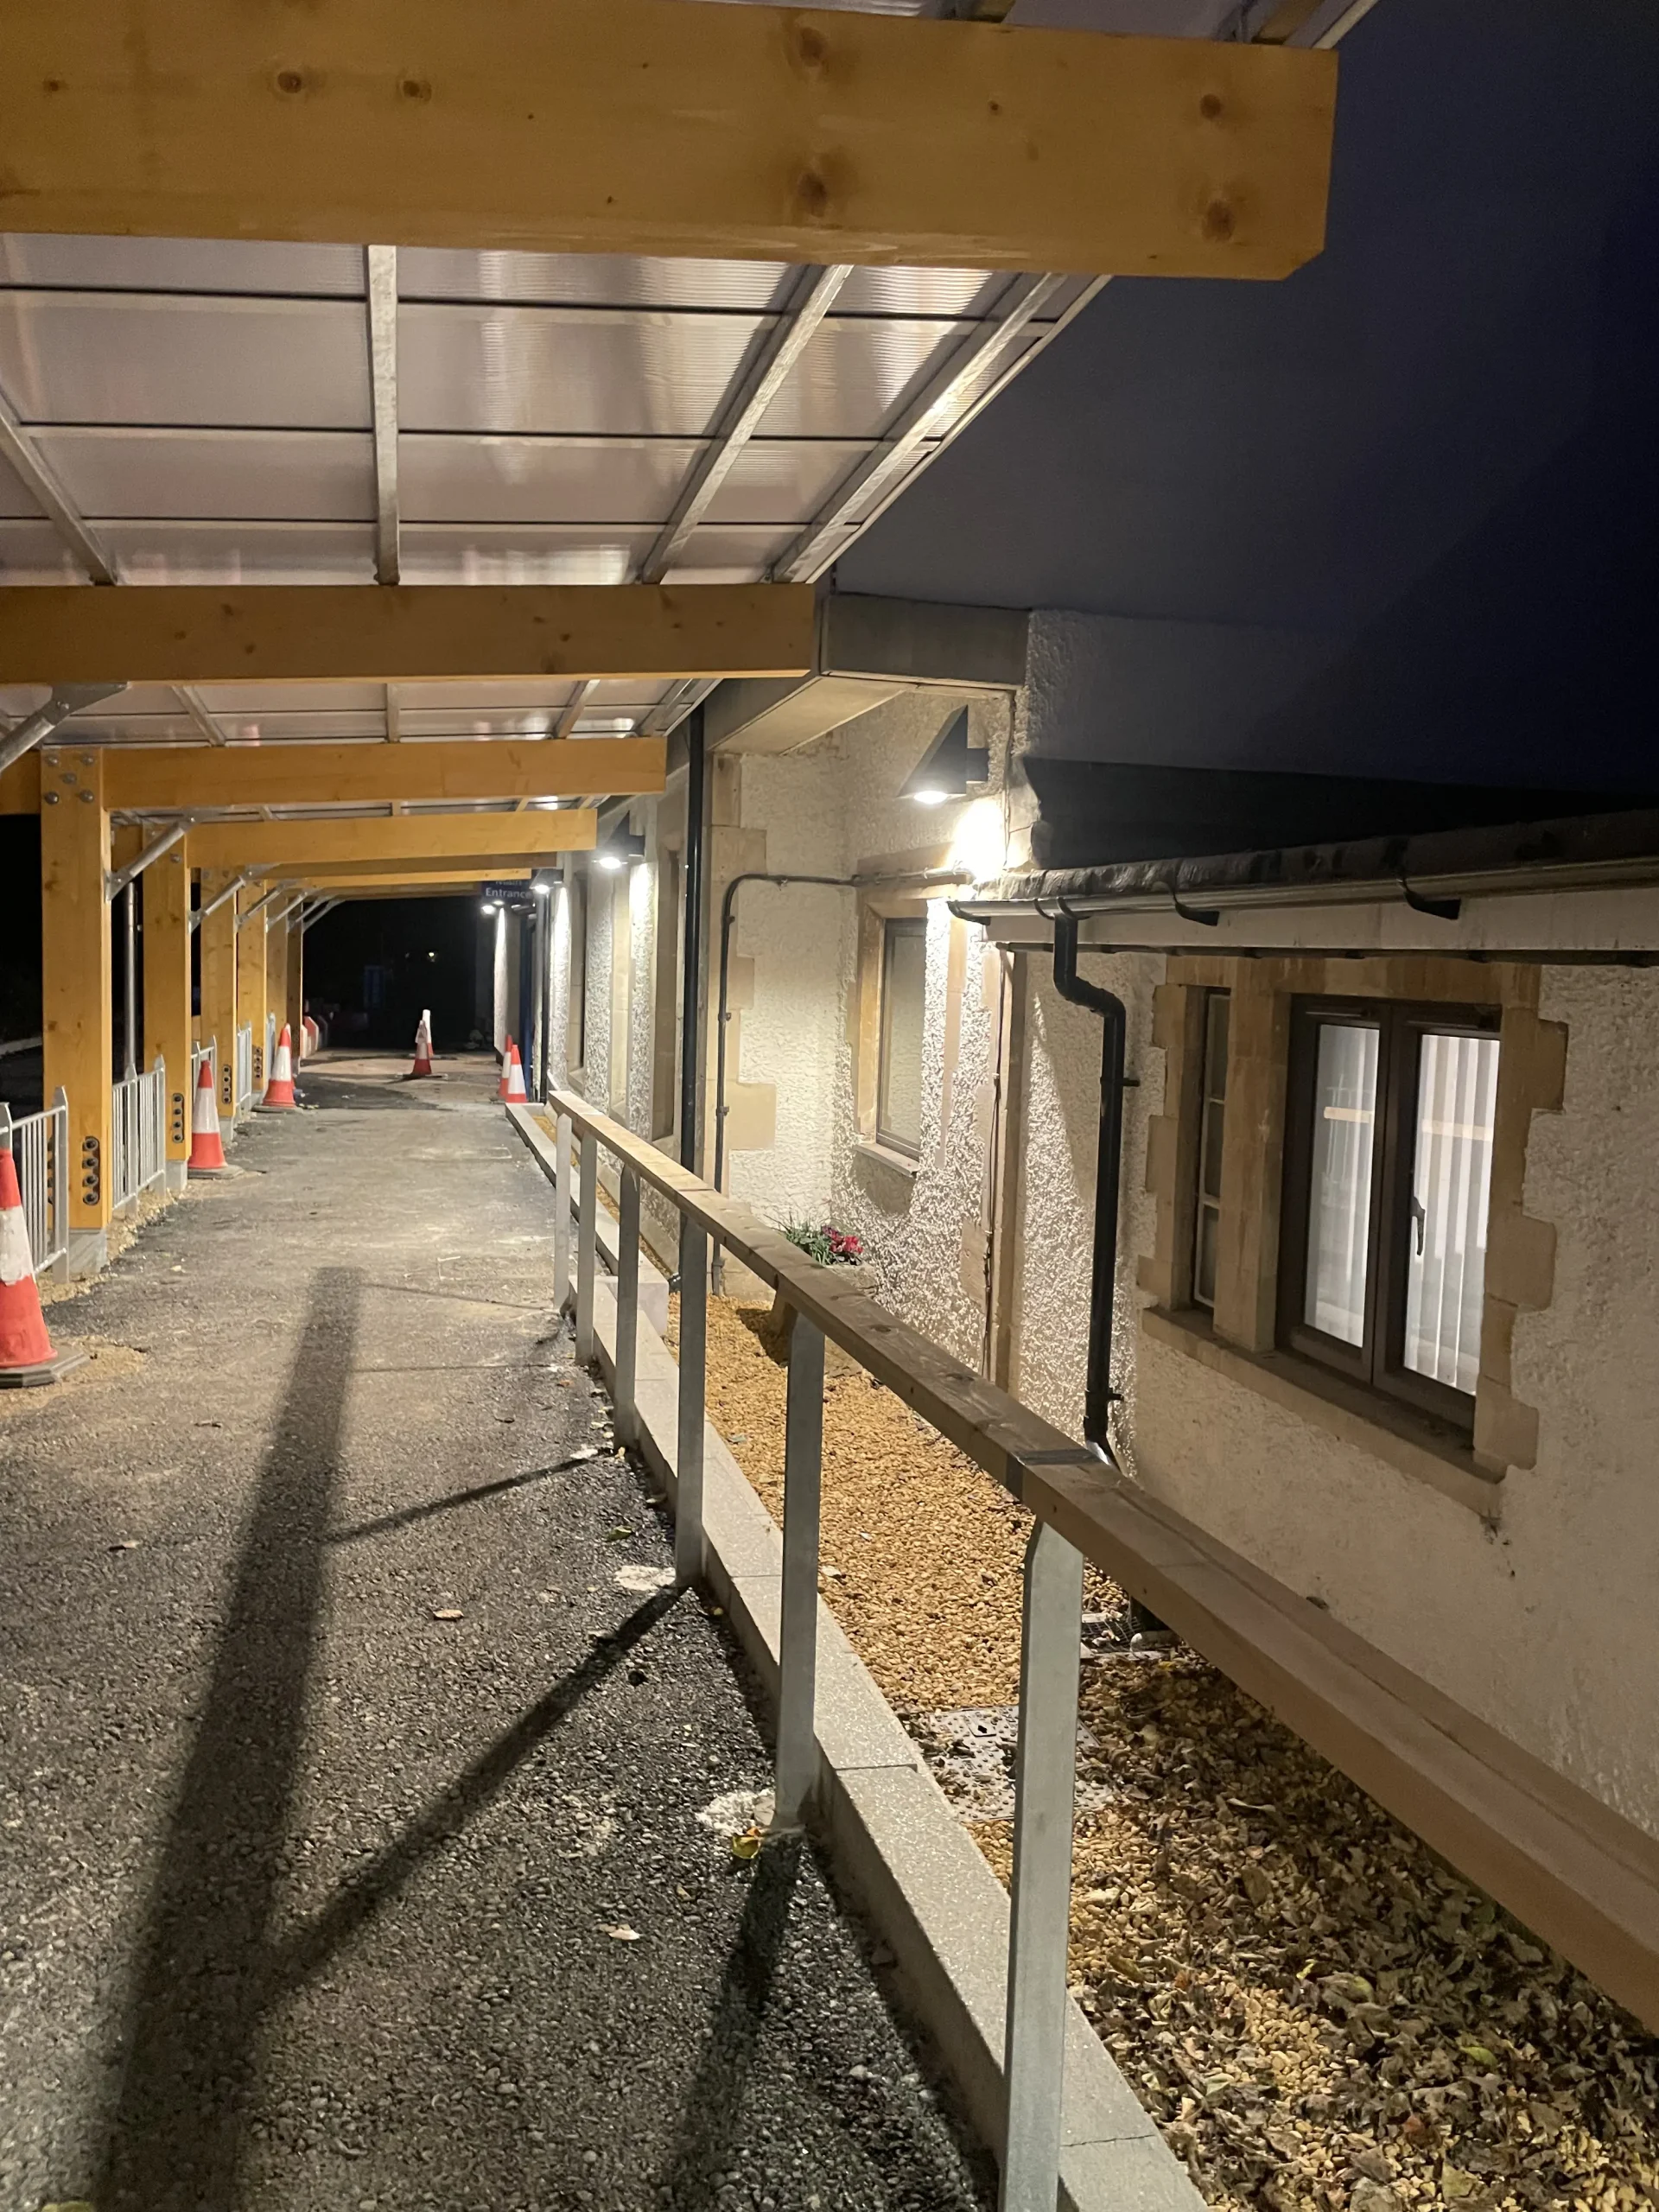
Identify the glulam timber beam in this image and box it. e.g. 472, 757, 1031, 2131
105, 736, 664, 812
0, 584, 814, 687
186, 810, 596, 873
0, 0, 1336, 278
284, 869, 531, 893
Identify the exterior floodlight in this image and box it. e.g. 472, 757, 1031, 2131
531, 866, 564, 898
481, 899, 499, 913
900, 708, 988, 806
594, 830, 647, 873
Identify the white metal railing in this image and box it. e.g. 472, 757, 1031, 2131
233, 1021, 254, 1122
0, 1087, 68, 1278
110, 1055, 168, 1214
543, 1085, 1094, 2208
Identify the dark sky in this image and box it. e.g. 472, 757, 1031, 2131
840, 0, 1659, 791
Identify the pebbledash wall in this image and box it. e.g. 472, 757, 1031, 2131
543, 664, 1659, 1841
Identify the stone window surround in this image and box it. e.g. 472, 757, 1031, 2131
1140, 954, 1567, 1515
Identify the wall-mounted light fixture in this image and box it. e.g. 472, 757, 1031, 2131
531, 866, 564, 899
900, 708, 989, 806
594, 830, 648, 874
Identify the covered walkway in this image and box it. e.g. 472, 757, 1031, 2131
0, 1054, 988, 2212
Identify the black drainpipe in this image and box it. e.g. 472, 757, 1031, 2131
1049, 908, 1167, 1638
1048, 909, 1128, 1455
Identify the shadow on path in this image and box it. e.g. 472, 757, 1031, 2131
658, 1834, 804, 2205
96, 1267, 360, 2212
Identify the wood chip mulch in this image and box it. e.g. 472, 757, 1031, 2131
664, 1290, 1659, 2212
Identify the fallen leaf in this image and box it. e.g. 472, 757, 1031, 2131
429, 1607, 464, 1622
607, 1526, 632, 1541
604, 1923, 643, 1942
1456, 2039, 1499, 2070
111, 1539, 140, 1552
731, 1829, 763, 1862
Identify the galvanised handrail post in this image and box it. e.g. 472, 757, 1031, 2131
575, 1130, 597, 1365
773, 1309, 825, 1831
553, 1111, 573, 1314
675, 1217, 708, 1586
1000, 1516, 1086, 2212
613, 1166, 641, 1447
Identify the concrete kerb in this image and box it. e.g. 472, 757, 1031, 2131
506, 1104, 1202, 2212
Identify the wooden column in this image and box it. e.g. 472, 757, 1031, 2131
39, 746, 112, 1274
198, 868, 238, 1124
236, 887, 268, 1109
266, 911, 289, 1055
143, 838, 193, 1189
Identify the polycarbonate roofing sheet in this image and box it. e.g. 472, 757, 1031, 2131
0, 204, 1103, 746
397, 305, 771, 437
0, 294, 371, 427
35, 428, 375, 522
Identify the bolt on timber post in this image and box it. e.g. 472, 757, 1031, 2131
675, 1217, 708, 1587
1000, 1514, 1087, 2212
773, 1310, 825, 1831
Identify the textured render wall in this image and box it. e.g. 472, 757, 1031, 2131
1011, 953, 1163, 1465
723, 745, 843, 1230
726, 695, 1014, 1371
626, 847, 657, 1140
546, 882, 572, 1092
580, 859, 612, 1113
1133, 968, 1659, 1835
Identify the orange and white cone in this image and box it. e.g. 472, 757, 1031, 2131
0, 1147, 60, 1380
187, 1058, 229, 1175
261, 1024, 298, 1109
408, 1011, 434, 1080
302, 1014, 319, 1060
499, 1036, 528, 1103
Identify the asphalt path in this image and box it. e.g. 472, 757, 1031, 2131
0, 1053, 991, 2212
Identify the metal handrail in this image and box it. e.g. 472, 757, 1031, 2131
233, 1022, 255, 1123
0, 1088, 68, 1277
537, 1081, 1659, 2189
110, 1055, 168, 1214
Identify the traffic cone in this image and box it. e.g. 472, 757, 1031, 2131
407, 1010, 434, 1080
187, 1058, 230, 1176
302, 1014, 319, 1060
0, 1147, 60, 1382
261, 1025, 298, 1109
499, 1036, 527, 1103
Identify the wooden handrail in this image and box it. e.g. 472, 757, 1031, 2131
540, 1090, 1659, 2032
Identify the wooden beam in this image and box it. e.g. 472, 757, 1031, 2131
141, 836, 193, 1181
0, 584, 813, 687
298, 871, 526, 889
0, 0, 1335, 278
41, 747, 111, 1268
283, 864, 534, 888
186, 810, 596, 873
105, 736, 664, 812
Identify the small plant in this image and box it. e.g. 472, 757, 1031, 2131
782, 1218, 865, 1268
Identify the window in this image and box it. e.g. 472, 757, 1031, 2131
1192, 990, 1230, 1308
1279, 1001, 1500, 1426
876, 917, 926, 1156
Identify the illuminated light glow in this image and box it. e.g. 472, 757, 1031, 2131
948, 794, 1009, 884
532, 880, 551, 896
596, 852, 625, 872
912, 787, 949, 806
481, 899, 499, 912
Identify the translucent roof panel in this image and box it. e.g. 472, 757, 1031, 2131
0, 227, 1102, 747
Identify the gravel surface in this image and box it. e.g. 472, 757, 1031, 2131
0, 1054, 992, 2212
683, 1292, 1659, 2212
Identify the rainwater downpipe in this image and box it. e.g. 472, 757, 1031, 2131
1049, 908, 1167, 1637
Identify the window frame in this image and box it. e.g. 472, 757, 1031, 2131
874, 913, 927, 1160
1191, 988, 1230, 1311
1277, 996, 1501, 1432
